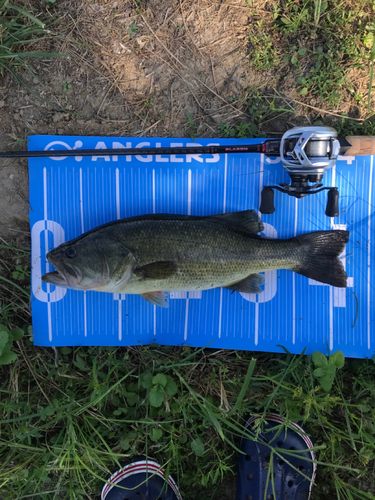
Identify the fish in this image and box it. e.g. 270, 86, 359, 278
42, 210, 349, 308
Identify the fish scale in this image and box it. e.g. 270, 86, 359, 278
42, 210, 350, 308
112, 219, 293, 292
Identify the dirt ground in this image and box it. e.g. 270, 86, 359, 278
0, 0, 266, 242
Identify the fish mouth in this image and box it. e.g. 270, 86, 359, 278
42, 253, 81, 288
42, 270, 69, 286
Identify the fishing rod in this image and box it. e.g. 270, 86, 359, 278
3, 126, 375, 217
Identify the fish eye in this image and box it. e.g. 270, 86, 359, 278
66, 248, 76, 259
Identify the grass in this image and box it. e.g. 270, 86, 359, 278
0, 243, 30, 327
0, 0, 66, 94
217, 90, 297, 138
246, 0, 375, 117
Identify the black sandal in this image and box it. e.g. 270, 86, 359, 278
101, 457, 182, 500
236, 414, 317, 500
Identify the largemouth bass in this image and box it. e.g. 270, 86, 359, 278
42, 210, 349, 307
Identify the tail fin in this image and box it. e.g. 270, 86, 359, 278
293, 230, 349, 287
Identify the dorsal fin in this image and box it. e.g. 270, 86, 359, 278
210, 210, 264, 234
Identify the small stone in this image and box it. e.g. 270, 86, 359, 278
53, 113, 65, 123
57, 128, 64, 135
0, 101, 5, 108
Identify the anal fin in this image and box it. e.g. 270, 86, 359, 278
224, 273, 264, 294
140, 291, 169, 308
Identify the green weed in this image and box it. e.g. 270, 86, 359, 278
312, 350, 345, 392
218, 121, 257, 138
0, 324, 24, 364
246, 0, 375, 112
0, 1, 66, 86
333, 115, 375, 136
128, 22, 140, 35
63, 82, 72, 92
1, 341, 375, 499
0, 243, 30, 325
185, 112, 198, 140
218, 91, 294, 138
247, 20, 281, 71
11, 264, 29, 281
144, 97, 154, 108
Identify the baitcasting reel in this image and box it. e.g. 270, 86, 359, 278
259, 126, 341, 217
3, 124, 371, 217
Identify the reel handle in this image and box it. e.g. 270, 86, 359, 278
260, 187, 275, 214
325, 188, 339, 217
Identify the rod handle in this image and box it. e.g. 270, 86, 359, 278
343, 136, 375, 156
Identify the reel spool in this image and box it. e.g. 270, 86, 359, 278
260, 126, 341, 217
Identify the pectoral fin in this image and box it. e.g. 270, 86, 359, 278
225, 273, 265, 294
140, 291, 169, 308
134, 261, 178, 280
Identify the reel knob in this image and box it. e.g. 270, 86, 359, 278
325, 188, 339, 217
260, 187, 275, 214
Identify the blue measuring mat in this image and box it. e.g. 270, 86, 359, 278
28, 135, 375, 358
